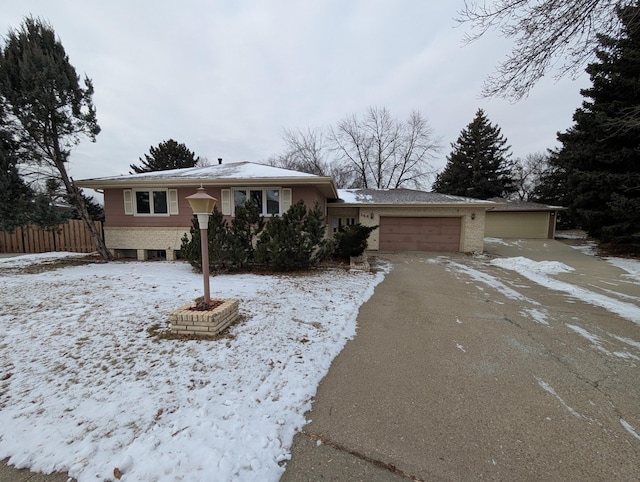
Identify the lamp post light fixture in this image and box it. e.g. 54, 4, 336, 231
186, 185, 217, 306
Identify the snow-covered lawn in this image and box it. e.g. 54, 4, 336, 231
0, 254, 387, 481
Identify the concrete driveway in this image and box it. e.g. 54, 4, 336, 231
282, 239, 640, 481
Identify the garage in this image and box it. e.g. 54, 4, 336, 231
485, 211, 552, 239
379, 217, 461, 251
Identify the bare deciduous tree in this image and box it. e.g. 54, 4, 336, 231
457, 0, 634, 100
330, 106, 441, 189
511, 151, 550, 201
267, 127, 359, 189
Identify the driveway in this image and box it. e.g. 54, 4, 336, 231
282, 239, 640, 481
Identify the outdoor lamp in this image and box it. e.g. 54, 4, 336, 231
186, 185, 217, 229
186, 185, 217, 305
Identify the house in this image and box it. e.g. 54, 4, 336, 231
75, 161, 496, 259
485, 198, 564, 240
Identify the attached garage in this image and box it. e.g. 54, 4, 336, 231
485, 211, 552, 239
328, 189, 495, 253
485, 198, 563, 240
379, 217, 461, 251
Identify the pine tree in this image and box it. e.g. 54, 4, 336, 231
0, 129, 32, 232
129, 139, 199, 173
553, 4, 640, 244
0, 17, 111, 259
433, 109, 514, 199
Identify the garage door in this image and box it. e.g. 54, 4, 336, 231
379, 217, 461, 251
485, 212, 550, 239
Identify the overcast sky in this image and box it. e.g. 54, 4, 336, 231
4, 1, 589, 188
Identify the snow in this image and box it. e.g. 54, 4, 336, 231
0, 254, 387, 481
536, 378, 583, 419
79, 161, 320, 183
605, 257, 640, 281
620, 419, 640, 441
445, 260, 536, 303
336, 189, 372, 203
490, 257, 640, 324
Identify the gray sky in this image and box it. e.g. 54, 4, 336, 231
3, 1, 588, 187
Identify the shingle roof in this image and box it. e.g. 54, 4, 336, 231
78, 161, 320, 182
335, 189, 497, 206
75, 161, 339, 198
486, 197, 564, 211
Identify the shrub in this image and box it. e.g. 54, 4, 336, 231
333, 223, 378, 258
255, 201, 331, 271
226, 201, 264, 269
180, 208, 230, 271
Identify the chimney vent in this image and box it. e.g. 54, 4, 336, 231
218, 158, 222, 165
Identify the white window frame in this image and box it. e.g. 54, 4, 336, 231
230, 187, 285, 217
132, 188, 171, 216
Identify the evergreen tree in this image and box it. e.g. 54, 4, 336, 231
0, 129, 32, 232
433, 109, 515, 199
129, 139, 199, 173
553, 4, 640, 244
255, 201, 330, 271
0, 17, 111, 259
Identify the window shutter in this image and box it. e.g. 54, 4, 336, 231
281, 188, 292, 213
123, 190, 133, 215
168, 189, 179, 215
221, 189, 231, 215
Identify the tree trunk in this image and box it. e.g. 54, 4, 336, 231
55, 163, 113, 260
71, 181, 113, 261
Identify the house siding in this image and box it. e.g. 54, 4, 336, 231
104, 185, 327, 228
102, 185, 330, 257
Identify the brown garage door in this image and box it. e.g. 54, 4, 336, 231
379, 217, 461, 251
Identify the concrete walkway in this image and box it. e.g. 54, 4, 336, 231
282, 241, 640, 481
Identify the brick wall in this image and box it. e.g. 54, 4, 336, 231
105, 227, 190, 260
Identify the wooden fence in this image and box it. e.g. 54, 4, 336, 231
0, 220, 104, 254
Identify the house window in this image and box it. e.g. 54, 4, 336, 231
135, 190, 168, 215
332, 217, 356, 233
233, 188, 281, 216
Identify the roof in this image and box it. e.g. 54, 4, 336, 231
486, 197, 564, 211
75, 161, 338, 198
333, 189, 497, 207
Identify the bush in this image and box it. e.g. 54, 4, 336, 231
227, 201, 264, 269
333, 223, 378, 258
180, 208, 231, 271
255, 201, 331, 271
181, 200, 332, 272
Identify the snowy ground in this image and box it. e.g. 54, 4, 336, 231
0, 254, 387, 481
2, 239, 640, 481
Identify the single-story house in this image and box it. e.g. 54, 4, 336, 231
485, 198, 564, 240
75, 161, 496, 260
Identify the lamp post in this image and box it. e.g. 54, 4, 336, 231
186, 185, 217, 306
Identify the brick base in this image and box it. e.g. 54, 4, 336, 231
168, 298, 240, 336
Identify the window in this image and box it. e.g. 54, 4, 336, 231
135, 189, 168, 215
332, 217, 356, 233
233, 188, 282, 216
221, 188, 291, 216
123, 189, 178, 216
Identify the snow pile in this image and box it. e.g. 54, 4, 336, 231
605, 257, 640, 281
491, 256, 574, 276
0, 255, 387, 481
